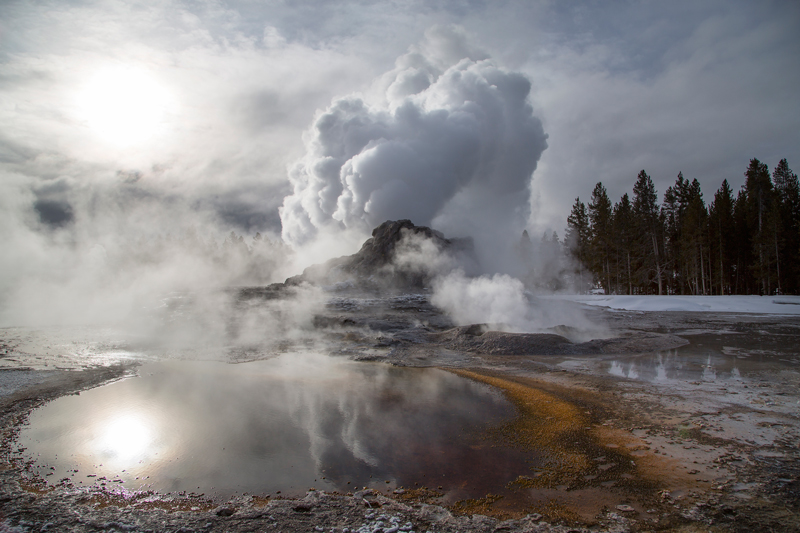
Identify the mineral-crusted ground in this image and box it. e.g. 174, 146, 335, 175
1, 296, 798, 533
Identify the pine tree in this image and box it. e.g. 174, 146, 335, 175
772, 159, 800, 293
565, 197, 590, 292
612, 193, 634, 294
632, 170, 665, 294
732, 188, 755, 294
662, 172, 690, 293
588, 182, 613, 293
709, 180, 735, 295
743, 158, 776, 294
680, 179, 709, 295
659, 173, 711, 295
662, 183, 680, 293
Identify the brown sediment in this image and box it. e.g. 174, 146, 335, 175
451, 494, 507, 519
529, 498, 588, 525
586, 422, 710, 495
18, 479, 53, 496
391, 487, 444, 505
448, 368, 678, 522
453, 369, 610, 485
249, 495, 272, 508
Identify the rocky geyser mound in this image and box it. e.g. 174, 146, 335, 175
284, 219, 474, 290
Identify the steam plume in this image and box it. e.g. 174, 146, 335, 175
280, 26, 548, 270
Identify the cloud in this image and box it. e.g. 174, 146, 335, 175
519, 2, 800, 232
0, 0, 387, 237
280, 25, 548, 270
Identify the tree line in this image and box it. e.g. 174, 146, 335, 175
564, 158, 800, 295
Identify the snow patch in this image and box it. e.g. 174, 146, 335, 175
545, 295, 800, 315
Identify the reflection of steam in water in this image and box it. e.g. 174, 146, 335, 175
702, 355, 717, 382
606, 333, 799, 384
654, 353, 670, 382
609, 348, 703, 383
19, 353, 522, 499
608, 361, 638, 379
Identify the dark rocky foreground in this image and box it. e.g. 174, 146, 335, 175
1, 221, 799, 532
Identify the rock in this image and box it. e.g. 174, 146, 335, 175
416, 503, 451, 523
293, 502, 314, 512
215, 506, 235, 517
284, 220, 475, 290
303, 490, 324, 504
469, 514, 496, 528
616, 504, 636, 512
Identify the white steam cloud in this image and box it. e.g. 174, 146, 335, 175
431, 271, 529, 330
431, 269, 606, 337
280, 26, 547, 270
0, 176, 290, 328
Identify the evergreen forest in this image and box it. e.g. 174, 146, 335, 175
564, 158, 800, 295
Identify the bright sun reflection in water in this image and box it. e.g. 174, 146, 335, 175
96, 413, 154, 464
76, 66, 173, 147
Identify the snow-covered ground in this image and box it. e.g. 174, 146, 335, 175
543, 294, 800, 314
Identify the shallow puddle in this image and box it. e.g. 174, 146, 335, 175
18, 353, 532, 500
607, 332, 800, 382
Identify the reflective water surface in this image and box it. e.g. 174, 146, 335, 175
607, 332, 800, 382
19, 353, 528, 499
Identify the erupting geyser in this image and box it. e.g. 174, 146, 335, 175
280, 26, 548, 272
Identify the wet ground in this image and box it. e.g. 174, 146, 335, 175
1, 289, 799, 532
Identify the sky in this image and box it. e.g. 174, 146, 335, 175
1, 0, 799, 322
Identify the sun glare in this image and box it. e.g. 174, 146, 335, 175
76, 66, 173, 147
96, 413, 154, 463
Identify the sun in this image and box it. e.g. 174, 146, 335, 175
76, 66, 173, 147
